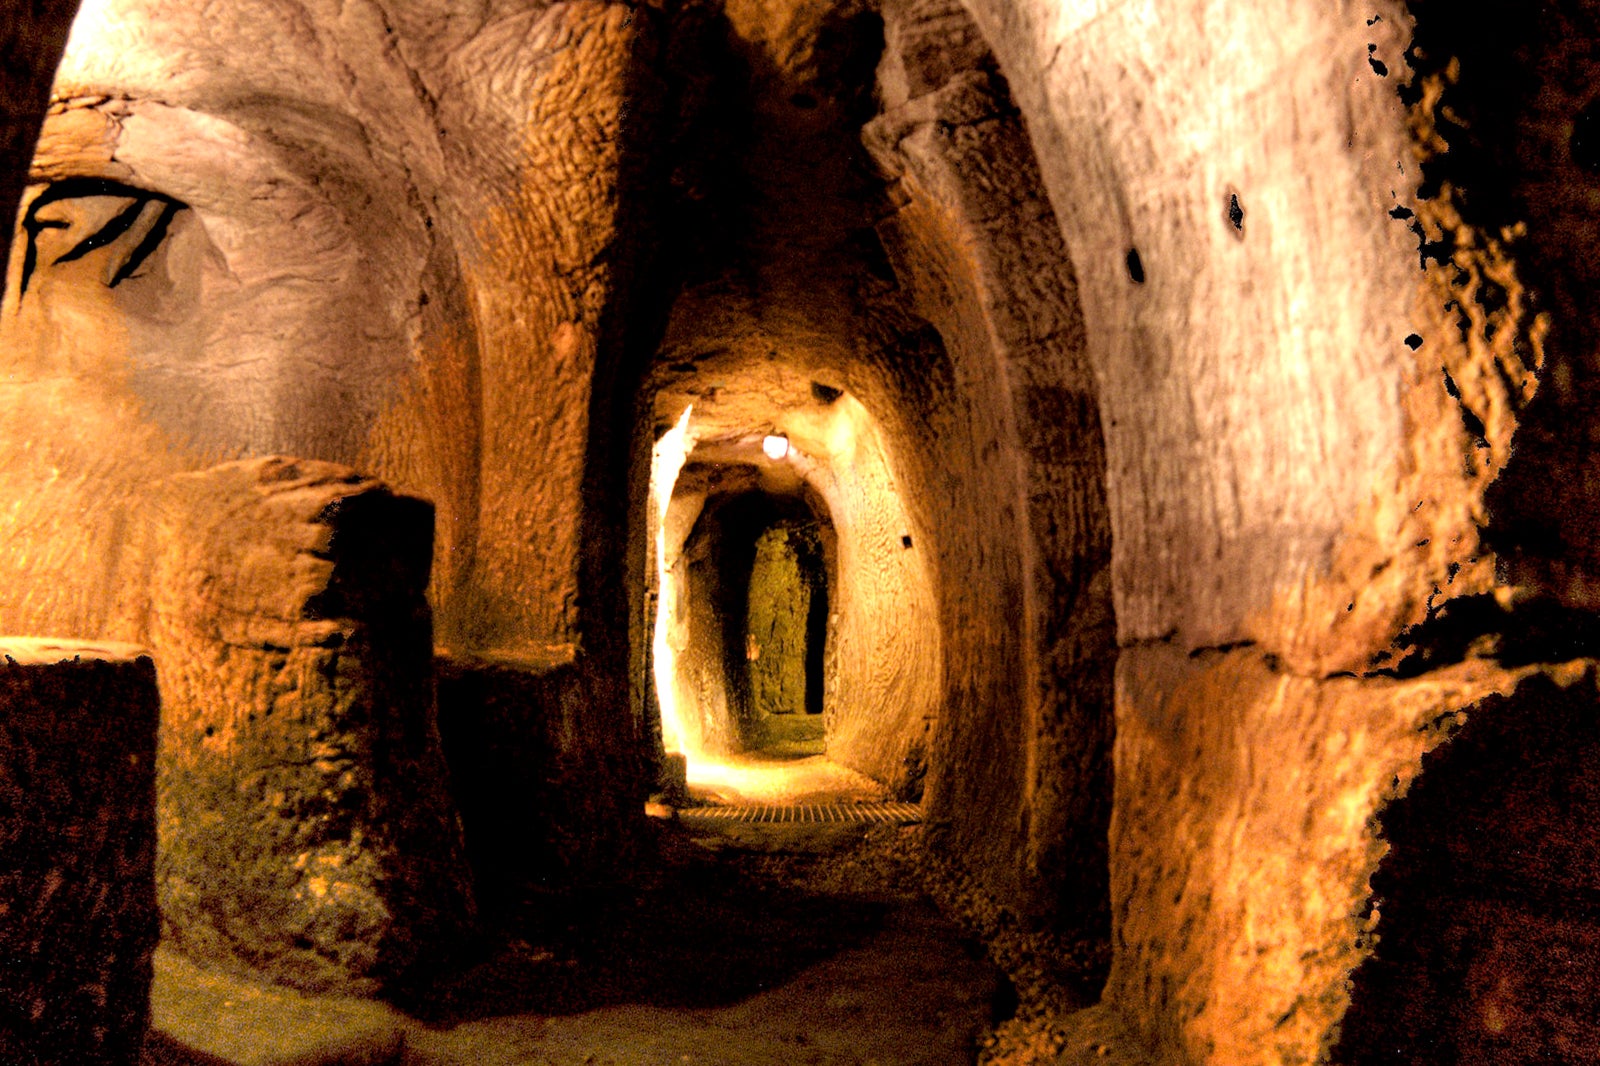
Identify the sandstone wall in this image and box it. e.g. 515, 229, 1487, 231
949, 0, 1593, 1061
0, 0, 654, 660
866, 0, 1115, 932
0, 0, 660, 916
149, 457, 473, 995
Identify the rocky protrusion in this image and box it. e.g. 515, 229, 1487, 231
149, 457, 474, 995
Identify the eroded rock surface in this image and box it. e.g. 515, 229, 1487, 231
149, 457, 473, 995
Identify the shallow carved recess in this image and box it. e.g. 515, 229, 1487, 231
0, 640, 158, 1066
148, 457, 474, 995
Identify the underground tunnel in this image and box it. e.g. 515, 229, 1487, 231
2, 0, 1600, 1064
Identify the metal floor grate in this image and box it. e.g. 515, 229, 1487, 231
678, 802, 922, 826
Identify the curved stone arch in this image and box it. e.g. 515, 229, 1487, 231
644, 373, 942, 797
863, 0, 1116, 938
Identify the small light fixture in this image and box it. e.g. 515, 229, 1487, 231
762, 434, 789, 460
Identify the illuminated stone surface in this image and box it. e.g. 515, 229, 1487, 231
148, 457, 473, 995
1, 0, 1599, 1063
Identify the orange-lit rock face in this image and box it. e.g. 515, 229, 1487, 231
0, 0, 642, 650
647, 381, 940, 797
149, 457, 473, 994
4, 1, 1599, 1062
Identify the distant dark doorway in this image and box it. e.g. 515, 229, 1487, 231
743, 518, 828, 755
666, 483, 837, 759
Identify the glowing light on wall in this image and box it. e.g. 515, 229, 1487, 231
762, 434, 789, 460
650, 405, 697, 757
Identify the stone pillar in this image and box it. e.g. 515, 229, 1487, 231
149, 457, 474, 995
0, 639, 159, 1066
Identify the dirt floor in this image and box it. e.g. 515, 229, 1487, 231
141, 759, 1105, 1066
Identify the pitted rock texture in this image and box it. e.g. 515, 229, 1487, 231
866, 0, 1113, 931
149, 457, 474, 995
1, 0, 655, 659
1104, 645, 1573, 1065
3, 2, 1600, 1063
0, 639, 158, 1066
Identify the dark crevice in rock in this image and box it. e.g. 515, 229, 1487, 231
1380, 593, 1600, 678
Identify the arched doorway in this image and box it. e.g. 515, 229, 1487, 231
744, 515, 829, 748
693, 491, 831, 757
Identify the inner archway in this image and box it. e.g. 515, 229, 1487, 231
743, 514, 829, 752
644, 384, 941, 807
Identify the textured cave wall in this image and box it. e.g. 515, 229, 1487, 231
864, 0, 1115, 935
807, 396, 941, 794
641, 0, 1116, 914
963, 0, 1478, 662
629, 0, 1123, 951
1, 0, 665, 897
148, 458, 473, 995
673, 484, 780, 756
649, 388, 939, 794
1334, 5, 1600, 1062
0, 0, 659, 661
635, 0, 947, 795
1445, 0, 1600, 608
745, 522, 825, 723
947, 1, 1596, 1063
1339, 668, 1600, 1064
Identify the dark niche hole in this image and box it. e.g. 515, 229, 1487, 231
1367, 43, 1389, 77
1226, 191, 1245, 236
1125, 248, 1145, 284
900, 534, 913, 549
810, 381, 842, 404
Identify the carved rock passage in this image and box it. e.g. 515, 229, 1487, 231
866, 0, 1114, 930
148, 457, 474, 995
0, 639, 158, 1066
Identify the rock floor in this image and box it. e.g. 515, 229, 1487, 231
141, 752, 1115, 1066
141, 815, 1010, 1066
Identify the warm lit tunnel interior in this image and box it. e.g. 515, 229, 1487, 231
647, 380, 939, 806
5, 0, 1600, 1064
